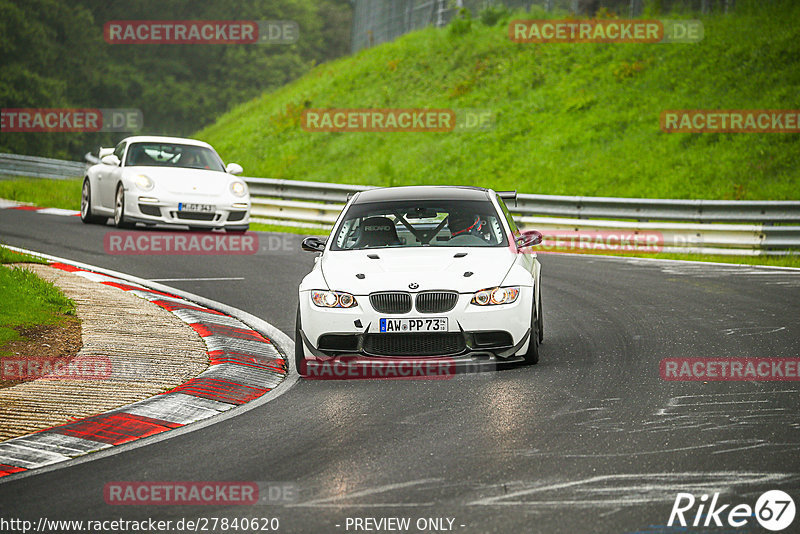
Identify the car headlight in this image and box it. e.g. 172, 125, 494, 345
134, 174, 154, 191
230, 181, 247, 197
311, 290, 358, 308
471, 286, 520, 306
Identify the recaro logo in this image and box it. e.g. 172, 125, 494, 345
364, 225, 391, 231
668, 490, 796, 531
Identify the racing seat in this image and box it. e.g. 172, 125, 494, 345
353, 217, 401, 248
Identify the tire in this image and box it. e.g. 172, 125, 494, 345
226, 225, 249, 233
295, 304, 309, 377
113, 184, 135, 229
537, 291, 544, 343
523, 299, 540, 365
80, 179, 106, 224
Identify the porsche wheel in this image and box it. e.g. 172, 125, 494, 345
80, 179, 106, 224
114, 184, 135, 229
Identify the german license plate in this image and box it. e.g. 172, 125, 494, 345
178, 203, 215, 212
380, 318, 448, 333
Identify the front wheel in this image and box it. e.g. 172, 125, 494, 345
537, 292, 543, 343
114, 184, 135, 229
80, 179, 106, 224
523, 301, 540, 365
295, 304, 309, 377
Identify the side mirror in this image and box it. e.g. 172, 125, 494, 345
101, 154, 121, 166
98, 147, 114, 158
301, 236, 326, 252
226, 163, 243, 175
515, 230, 543, 249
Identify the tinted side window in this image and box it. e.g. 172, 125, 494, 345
114, 142, 126, 163
496, 195, 520, 236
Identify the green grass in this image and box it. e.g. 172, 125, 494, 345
251, 221, 326, 236
0, 255, 76, 350
0, 245, 47, 264
197, 2, 800, 200
0, 177, 81, 210
647, 252, 800, 268
542, 250, 800, 268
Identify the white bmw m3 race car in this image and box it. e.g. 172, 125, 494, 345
295, 185, 543, 376
81, 135, 250, 232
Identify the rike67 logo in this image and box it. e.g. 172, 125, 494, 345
669, 490, 796, 531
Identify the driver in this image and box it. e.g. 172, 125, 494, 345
448, 212, 488, 245
181, 152, 200, 167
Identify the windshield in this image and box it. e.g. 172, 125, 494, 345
125, 143, 225, 172
331, 199, 509, 250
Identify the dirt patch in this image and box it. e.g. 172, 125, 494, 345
0, 317, 82, 389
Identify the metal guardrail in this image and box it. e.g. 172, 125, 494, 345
0, 153, 88, 180
1, 153, 798, 255
245, 178, 800, 222
240, 175, 800, 255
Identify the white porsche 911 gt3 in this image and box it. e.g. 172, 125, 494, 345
296, 185, 543, 376
80, 135, 250, 232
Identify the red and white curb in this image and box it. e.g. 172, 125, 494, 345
0, 259, 290, 480
0, 198, 80, 217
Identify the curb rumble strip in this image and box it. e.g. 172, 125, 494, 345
0, 248, 295, 482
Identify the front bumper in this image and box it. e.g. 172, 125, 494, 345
298, 288, 534, 360
124, 192, 250, 228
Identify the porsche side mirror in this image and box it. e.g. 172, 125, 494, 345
302, 236, 326, 252
516, 231, 543, 249
98, 147, 114, 158
226, 163, 243, 175
101, 154, 120, 166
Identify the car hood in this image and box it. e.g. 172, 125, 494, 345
128, 166, 233, 196
320, 247, 515, 294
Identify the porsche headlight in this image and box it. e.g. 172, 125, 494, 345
230, 181, 247, 197
134, 174, 154, 191
311, 290, 358, 308
471, 286, 520, 306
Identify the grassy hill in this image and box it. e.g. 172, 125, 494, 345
197, 2, 800, 200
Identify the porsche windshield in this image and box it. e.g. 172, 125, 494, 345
331, 199, 509, 250
125, 143, 225, 172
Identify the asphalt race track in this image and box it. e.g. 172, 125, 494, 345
1, 208, 799, 533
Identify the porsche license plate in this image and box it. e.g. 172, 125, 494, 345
178, 203, 215, 212
380, 318, 448, 333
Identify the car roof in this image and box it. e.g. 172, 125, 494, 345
120, 136, 213, 149
352, 185, 494, 203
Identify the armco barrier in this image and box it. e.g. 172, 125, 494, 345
0, 153, 88, 180
0, 153, 798, 255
